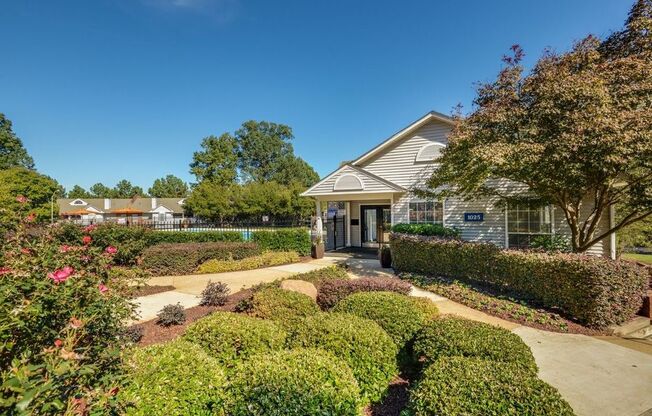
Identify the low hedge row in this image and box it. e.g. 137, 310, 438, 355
391, 223, 461, 238
406, 357, 575, 416
140, 242, 261, 275
249, 287, 320, 326
228, 348, 363, 415
144, 230, 243, 245
291, 265, 350, 287
391, 233, 648, 328
413, 316, 538, 373
333, 291, 438, 348
183, 312, 287, 367
317, 277, 412, 309
287, 313, 398, 404
252, 229, 311, 256
120, 340, 227, 415
196, 251, 300, 274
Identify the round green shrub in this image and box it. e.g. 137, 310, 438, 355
287, 312, 398, 404
333, 291, 438, 348
407, 357, 574, 416
250, 287, 319, 326
120, 340, 227, 415
183, 311, 286, 367
413, 316, 537, 372
227, 348, 363, 415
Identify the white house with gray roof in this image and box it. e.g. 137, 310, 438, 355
57, 197, 187, 225
302, 111, 615, 258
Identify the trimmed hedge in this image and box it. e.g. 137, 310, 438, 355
406, 357, 575, 416
140, 242, 261, 275
145, 230, 243, 245
413, 316, 537, 373
292, 265, 350, 287
120, 340, 227, 415
391, 233, 648, 328
250, 287, 320, 325
227, 348, 363, 415
391, 223, 461, 238
287, 313, 398, 404
196, 251, 300, 274
317, 277, 412, 309
252, 228, 311, 256
333, 291, 438, 348
183, 311, 286, 367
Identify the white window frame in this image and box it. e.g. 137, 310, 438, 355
408, 199, 444, 225
504, 204, 555, 249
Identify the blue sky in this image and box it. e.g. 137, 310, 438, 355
1, 0, 633, 191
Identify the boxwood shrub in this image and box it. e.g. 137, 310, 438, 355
391, 223, 461, 238
252, 228, 311, 256
227, 348, 363, 415
183, 311, 286, 367
292, 265, 350, 287
250, 287, 320, 326
406, 357, 575, 416
413, 316, 537, 373
196, 251, 300, 274
287, 313, 398, 404
391, 233, 648, 328
317, 277, 412, 309
140, 242, 261, 275
333, 291, 438, 348
120, 340, 227, 415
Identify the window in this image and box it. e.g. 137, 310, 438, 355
409, 201, 443, 224
507, 204, 553, 249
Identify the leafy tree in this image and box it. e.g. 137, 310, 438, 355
148, 174, 189, 198
0, 113, 35, 170
67, 185, 91, 199
89, 183, 114, 198
184, 181, 240, 221
112, 180, 145, 198
0, 168, 63, 225
271, 155, 319, 187
425, 1, 652, 253
190, 134, 238, 185
236, 121, 294, 183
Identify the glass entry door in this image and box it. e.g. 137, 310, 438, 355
361, 205, 390, 247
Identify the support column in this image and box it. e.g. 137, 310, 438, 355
345, 201, 351, 247
315, 200, 322, 218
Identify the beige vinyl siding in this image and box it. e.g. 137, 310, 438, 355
444, 196, 508, 247
361, 121, 450, 189
307, 166, 398, 195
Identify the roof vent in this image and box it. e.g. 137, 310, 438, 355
333, 174, 364, 191
415, 143, 445, 162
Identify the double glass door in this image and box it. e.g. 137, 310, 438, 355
361, 205, 391, 247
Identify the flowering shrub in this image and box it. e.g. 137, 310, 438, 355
0, 206, 137, 414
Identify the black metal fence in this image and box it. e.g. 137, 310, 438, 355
64, 218, 310, 232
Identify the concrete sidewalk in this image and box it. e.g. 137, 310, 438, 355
344, 257, 652, 416
134, 257, 341, 323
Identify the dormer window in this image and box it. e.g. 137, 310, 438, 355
333, 174, 364, 191
70, 199, 88, 206
415, 143, 445, 162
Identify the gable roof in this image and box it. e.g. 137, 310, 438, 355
301, 164, 405, 196
57, 197, 186, 215
352, 111, 453, 166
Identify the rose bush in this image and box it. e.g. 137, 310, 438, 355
0, 204, 137, 414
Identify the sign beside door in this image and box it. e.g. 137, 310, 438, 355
464, 212, 484, 222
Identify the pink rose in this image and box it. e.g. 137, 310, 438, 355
0, 267, 11, 276
83, 224, 97, 233
104, 246, 118, 255
54, 339, 63, 348
47, 266, 74, 284
82, 236, 92, 245
59, 245, 72, 253
24, 213, 36, 223
16, 195, 28, 204
69, 317, 83, 329
20, 248, 31, 255
98, 283, 109, 294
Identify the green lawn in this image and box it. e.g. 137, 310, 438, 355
622, 252, 652, 265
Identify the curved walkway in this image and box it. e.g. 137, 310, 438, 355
346, 257, 652, 416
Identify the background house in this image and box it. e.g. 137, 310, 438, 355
57, 197, 187, 225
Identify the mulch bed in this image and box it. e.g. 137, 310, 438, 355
133, 289, 253, 347
366, 376, 411, 416
130, 285, 176, 298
